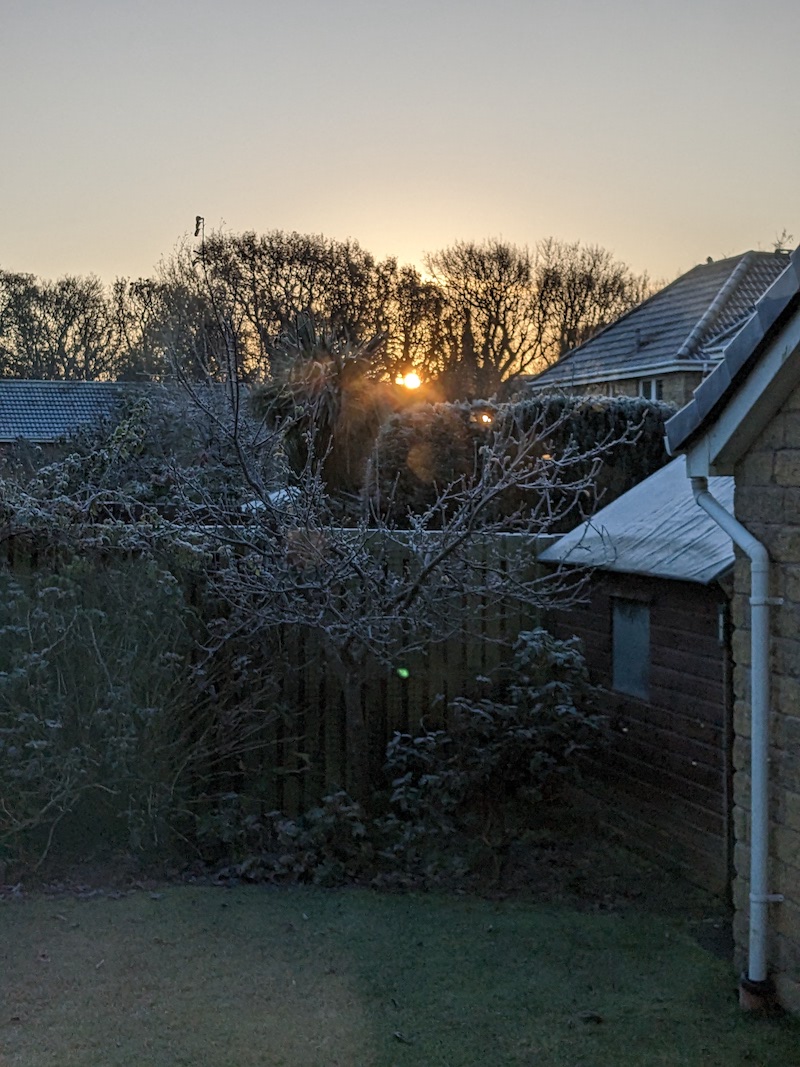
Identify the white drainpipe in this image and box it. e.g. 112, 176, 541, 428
690, 478, 783, 999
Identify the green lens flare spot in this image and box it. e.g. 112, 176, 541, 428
396, 667, 410, 679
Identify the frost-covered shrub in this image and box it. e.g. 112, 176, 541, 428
0, 559, 196, 863
366, 394, 674, 527
0, 387, 272, 527
0, 550, 295, 871
382, 629, 604, 857
208, 629, 606, 889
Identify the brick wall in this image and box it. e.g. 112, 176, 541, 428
548, 572, 731, 895
733, 382, 800, 1012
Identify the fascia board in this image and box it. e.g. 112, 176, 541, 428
533, 359, 711, 388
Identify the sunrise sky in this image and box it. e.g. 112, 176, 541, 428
2, 0, 798, 286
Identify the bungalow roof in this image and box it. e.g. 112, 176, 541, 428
0, 380, 135, 444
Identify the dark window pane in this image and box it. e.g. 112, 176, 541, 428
612, 599, 650, 699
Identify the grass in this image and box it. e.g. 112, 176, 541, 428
2, 883, 799, 1066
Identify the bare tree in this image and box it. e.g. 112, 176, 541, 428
424, 239, 540, 398
533, 238, 653, 363
181, 230, 391, 378
145, 230, 651, 399
423, 238, 653, 397
163, 271, 627, 799
0, 271, 116, 380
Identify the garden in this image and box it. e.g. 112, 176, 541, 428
4, 877, 800, 1067
3, 367, 797, 1063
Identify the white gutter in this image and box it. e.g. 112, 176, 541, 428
690, 478, 783, 997
531, 358, 715, 390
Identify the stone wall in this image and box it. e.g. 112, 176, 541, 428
733, 381, 800, 1012
536, 370, 703, 405
608, 372, 704, 407
661, 372, 705, 408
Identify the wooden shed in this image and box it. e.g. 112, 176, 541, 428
539, 456, 735, 896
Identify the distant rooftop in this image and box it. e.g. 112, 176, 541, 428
530, 250, 791, 390
666, 247, 800, 457
538, 456, 734, 585
0, 380, 133, 443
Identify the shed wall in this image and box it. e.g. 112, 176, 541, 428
548, 573, 731, 895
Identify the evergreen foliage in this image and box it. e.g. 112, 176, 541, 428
367, 394, 676, 527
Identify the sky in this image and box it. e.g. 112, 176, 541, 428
2, 0, 799, 287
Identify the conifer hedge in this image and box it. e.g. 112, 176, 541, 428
365, 394, 676, 529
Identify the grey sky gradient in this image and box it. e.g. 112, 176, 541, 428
2, 0, 798, 285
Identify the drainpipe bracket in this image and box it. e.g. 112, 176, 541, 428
749, 596, 783, 607
750, 892, 784, 904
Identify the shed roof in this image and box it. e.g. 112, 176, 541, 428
0, 380, 132, 443
529, 251, 790, 389
538, 456, 734, 584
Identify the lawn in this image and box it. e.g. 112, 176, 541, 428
2, 882, 799, 1067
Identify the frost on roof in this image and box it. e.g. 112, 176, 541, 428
0, 381, 126, 442
539, 456, 735, 585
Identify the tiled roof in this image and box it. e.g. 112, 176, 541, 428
538, 456, 734, 584
530, 251, 791, 389
0, 380, 133, 443
666, 248, 800, 454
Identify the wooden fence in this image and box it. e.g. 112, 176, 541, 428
266, 532, 545, 812
1, 531, 547, 817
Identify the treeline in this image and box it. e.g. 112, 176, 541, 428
0, 233, 653, 398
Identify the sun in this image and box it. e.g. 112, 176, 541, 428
396, 372, 421, 390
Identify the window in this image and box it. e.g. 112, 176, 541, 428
612, 598, 650, 699
638, 378, 664, 402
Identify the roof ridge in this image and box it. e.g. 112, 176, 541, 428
534, 252, 762, 375
676, 251, 755, 359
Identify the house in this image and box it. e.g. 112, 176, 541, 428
0, 380, 131, 445
538, 457, 735, 896
665, 246, 800, 1012
527, 251, 790, 407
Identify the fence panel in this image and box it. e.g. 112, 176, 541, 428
2, 531, 546, 817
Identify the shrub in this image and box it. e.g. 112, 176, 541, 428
0, 559, 195, 865
211, 792, 377, 888
0, 555, 286, 871
209, 629, 605, 889
382, 628, 604, 864
366, 394, 675, 527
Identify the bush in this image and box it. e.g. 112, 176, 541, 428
210, 792, 377, 888
210, 629, 605, 889
0, 555, 287, 872
383, 628, 604, 861
366, 394, 675, 528
0, 559, 195, 865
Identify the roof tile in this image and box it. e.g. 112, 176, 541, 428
530, 251, 791, 388
0, 380, 131, 443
